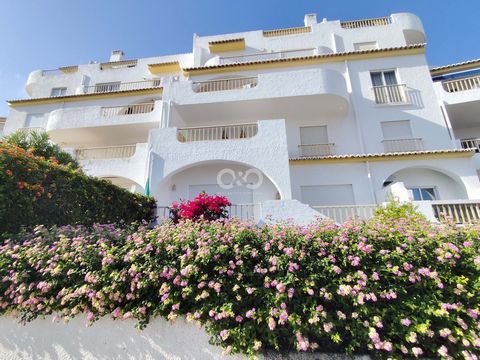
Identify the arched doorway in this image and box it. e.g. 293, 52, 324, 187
383, 167, 468, 201
156, 160, 281, 206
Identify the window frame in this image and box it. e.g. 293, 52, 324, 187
407, 186, 438, 201
380, 120, 414, 140
370, 69, 400, 87
50, 87, 67, 97
299, 125, 330, 145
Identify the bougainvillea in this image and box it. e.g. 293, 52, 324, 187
0, 213, 479, 359
169, 192, 231, 223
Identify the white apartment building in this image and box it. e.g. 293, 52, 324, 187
3, 12, 480, 222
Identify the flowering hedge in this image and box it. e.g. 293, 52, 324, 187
0, 142, 156, 235
0, 215, 479, 359
170, 192, 231, 223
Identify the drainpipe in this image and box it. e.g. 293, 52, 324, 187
344, 60, 377, 204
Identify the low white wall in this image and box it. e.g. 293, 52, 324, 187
0, 316, 371, 360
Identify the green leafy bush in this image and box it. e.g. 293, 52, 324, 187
1, 216, 479, 359
4, 130, 79, 168
0, 142, 156, 234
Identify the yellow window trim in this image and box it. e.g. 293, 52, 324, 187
148, 61, 182, 74
183, 45, 425, 76
289, 150, 473, 164
208, 38, 246, 53
8, 88, 163, 107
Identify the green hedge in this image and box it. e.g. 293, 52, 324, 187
0, 142, 156, 234
1, 211, 479, 359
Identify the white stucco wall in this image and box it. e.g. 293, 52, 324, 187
0, 315, 372, 360
148, 119, 292, 205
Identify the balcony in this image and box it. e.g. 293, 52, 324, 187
341, 16, 392, 29
263, 26, 311, 37
218, 48, 316, 65
192, 77, 257, 93
77, 143, 148, 190
82, 79, 162, 94
382, 138, 423, 153
167, 69, 349, 120
372, 84, 409, 105
75, 144, 137, 160
177, 123, 258, 142
460, 138, 480, 153
46, 101, 162, 146
298, 143, 335, 157
442, 75, 480, 93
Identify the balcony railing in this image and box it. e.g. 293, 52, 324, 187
432, 201, 480, 224
101, 103, 155, 117
157, 204, 259, 221
298, 143, 335, 157
442, 75, 480, 93
312, 204, 379, 223
373, 84, 408, 104
382, 138, 423, 153
263, 26, 311, 37
177, 123, 258, 142
84, 79, 162, 94
341, 16, 392, 29
460, 138, 480, 153
192, 77, 257, 93
219, 48, 316, 65
75, 145, 136, 160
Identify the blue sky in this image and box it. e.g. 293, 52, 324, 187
0, 0, 479, 115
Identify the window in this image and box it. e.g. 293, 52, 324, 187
300, 184, 355, 206
94, 82, 121, 93
299, 126, 333, 156
408, 187, 437, 201
50, 87, 67, 97
381, 120, 413, 140
354, 41, 378, 51
370, 70, 398, 87
300, 126, 329, 145
25, 113, 47, 130
370, 70, 407, 104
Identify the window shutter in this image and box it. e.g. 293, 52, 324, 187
381, 121, 412, 140
300, 126, 328, 145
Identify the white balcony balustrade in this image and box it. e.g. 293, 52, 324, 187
192, 77, 258, 93
311, 204, 379, 223
177, 123, 258, 142
263, 26, 311, 37
442, 75, 480, 93
382, 138, 423, 153
219, 48, 316, 65
157, 203, 260, 221
83, 79, 162, 94
75, 145, 137, 160
101, 103, 155, 117
341, 16, 392, 29
298, 143, 335, 157
432, 200, 480, 224
460, 138, 480, 153
372, 84, 408, 104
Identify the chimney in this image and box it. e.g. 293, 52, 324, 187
110, 50, 124, 62
304, 13, 317, 27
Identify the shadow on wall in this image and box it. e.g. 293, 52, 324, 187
0, 315, 246, 360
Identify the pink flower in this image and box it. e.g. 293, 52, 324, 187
288, 288, 295, 298
276, 282, 286, 293
412, 347, 423, 357
323, 322, 333, 333
86, 311, 94, 322
401, 318, 411, 326
278, 310, 288, 325
245, 308, 256, 318
268, 317, 276, 330
438, 345, 448, 357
